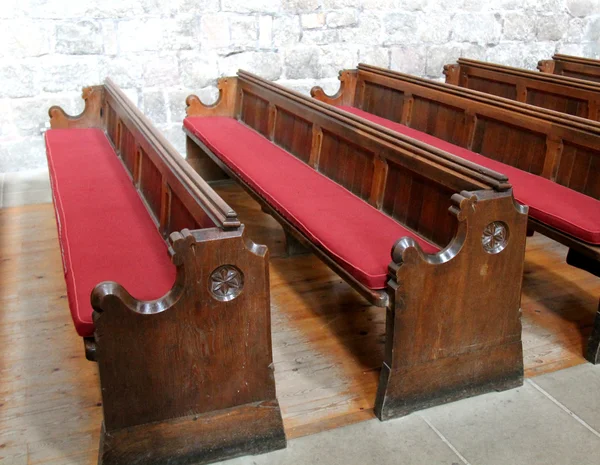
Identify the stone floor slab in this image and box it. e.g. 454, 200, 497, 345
532, 363, 600, 432
216, 415, 462, 465
419, 382, 600, 465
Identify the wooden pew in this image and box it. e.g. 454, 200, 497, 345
311, 63, 600, 364
184, 71, 528, 421
539, 54, 600, 84
46, 79, 285, 465
443, 58, 600, 122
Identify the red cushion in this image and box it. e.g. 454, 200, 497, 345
184, 117, 438, 290
45, 129, 176, 337
339, 106, 600, 245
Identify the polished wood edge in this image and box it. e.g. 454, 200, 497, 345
98, 401, 286, 465
456, 57, 600, 90
90, 227, 249, 318
103, 78, 240, 229
49, 85, 105, 129
309, 69, 358, 106
240, 70, 510, 191
553, 54, 600, 68
360, 63, 600, 133
186, 76, 239, 117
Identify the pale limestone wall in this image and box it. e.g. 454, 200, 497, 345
0, 0, 599, 172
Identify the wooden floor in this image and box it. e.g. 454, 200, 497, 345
0, 183, 598, 464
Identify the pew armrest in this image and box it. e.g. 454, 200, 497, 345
49, 86, 105, 129
186, 77, 239, 117
310, 69, 358, 106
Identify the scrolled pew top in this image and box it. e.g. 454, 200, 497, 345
49, 78, 240, 230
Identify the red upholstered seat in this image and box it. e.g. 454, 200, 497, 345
339, 106, 600, 245
45, 129, 176, 337
184, 117, 439, 290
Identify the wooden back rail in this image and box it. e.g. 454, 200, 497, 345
185, 71, 528, 421
444, 58, 600, 122
48, 79, 285, 465
311, 63, 600, 364
539, 54, 600, 84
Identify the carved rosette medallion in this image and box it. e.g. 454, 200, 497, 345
209, 265, 244, 301
482, 221, 508, 254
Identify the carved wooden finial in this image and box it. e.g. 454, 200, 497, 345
48, 85, 105, 129
185, 76, 238, 117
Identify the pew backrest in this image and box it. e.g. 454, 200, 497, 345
188, 71, 512, 250
49, 79, 241, 238
444, 58, 600, 122
539, 54, 600, 84
313, 64, 600, 201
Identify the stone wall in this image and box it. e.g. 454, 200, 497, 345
1, 0, 598, 172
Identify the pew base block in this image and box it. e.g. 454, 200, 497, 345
98, 400, 286, 465
586, 303, 600, 365
374, 341, 523, 421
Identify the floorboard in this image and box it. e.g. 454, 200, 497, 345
0, 184, 598, 463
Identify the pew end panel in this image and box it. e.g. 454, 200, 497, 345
49, 85, 105, 129
186, 72, 528, 420
310, 70, 359, 106
93, 227, 285, 465
315, 63, 600, 369
185, 78, 241, 182
47, 80, 285, 465
377, 190, 528, 420
537, 59, 556, 75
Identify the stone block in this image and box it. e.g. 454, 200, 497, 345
284, 46, 321, 79
200, 14, 231, 50
358, 46, 390, 68
536, 14, 570, 41
118, 18, 164, 53
301, 13, 325, 30
141, 90, 167, 125
179, 52, 219, 89
0, 62, 38, 98
0, 20, 53, 58
56, 20, 104, 55
259, 16, 273, 48
326, 10, 358, 29
390, 45, 427, 76
36, 55, 101, 93
142, 54, 181, 87
451, 13, 502, 44
273, 15, 302, 48
503, 12, 537, 41
220, 51, 282, 80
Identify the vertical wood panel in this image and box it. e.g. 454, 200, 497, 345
240, 91, 270, 137
526, 89, 589, 118
139, 148, 163, 219
273, 109, 313, 163
318, 130, 374, 201
556, 142, 600, 199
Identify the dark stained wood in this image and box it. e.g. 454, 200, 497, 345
1, 199, 598, 464
444, 58, 600, 122
186, 72, 528, 421
312, 63, 600, 365
539, 55, 600, 84
46, 80, 285, 464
